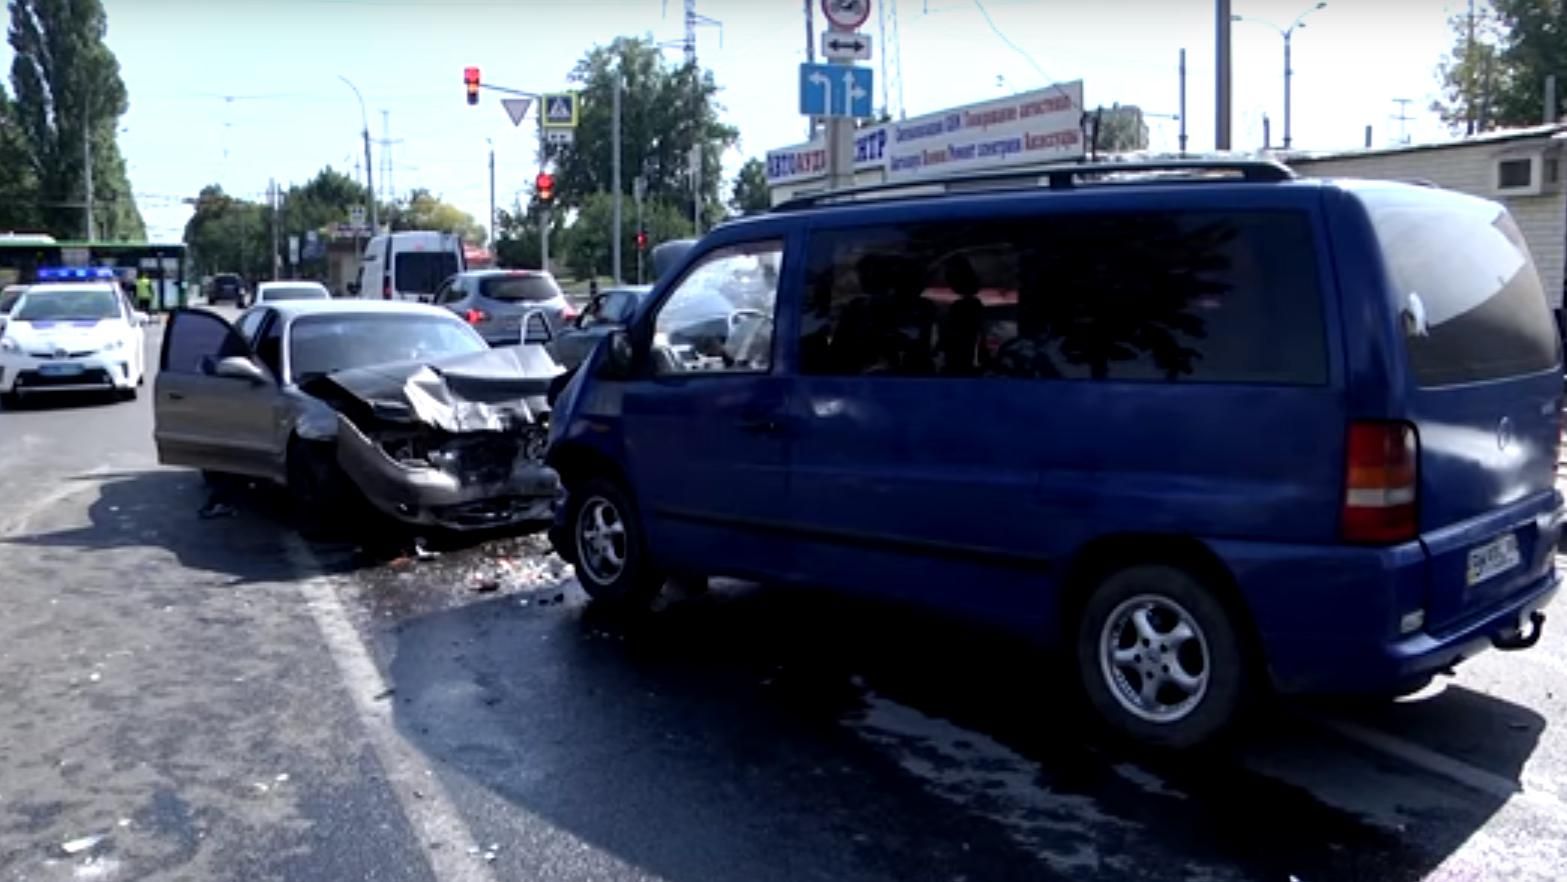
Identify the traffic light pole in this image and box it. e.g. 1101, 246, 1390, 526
474, 80, 553, 271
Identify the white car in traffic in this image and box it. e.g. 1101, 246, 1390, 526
254, 281, 331, 304
0, 282, 148, 405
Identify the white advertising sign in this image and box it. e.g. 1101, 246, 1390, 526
885, 81, 1086, 180
765, 124, 889, 186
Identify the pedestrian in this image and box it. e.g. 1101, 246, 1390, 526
134, 274, 153, 315
588, 279, 599, 298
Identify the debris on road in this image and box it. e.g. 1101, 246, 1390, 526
413, 538, 440, 562
198, 501, 237, 520
275, 773, 290, 783
60, 835, 102, 855
473, 579, 500, 594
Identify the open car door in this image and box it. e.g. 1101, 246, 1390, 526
153, 308, 280, 480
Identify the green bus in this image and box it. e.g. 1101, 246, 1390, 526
0, 234, 190, 310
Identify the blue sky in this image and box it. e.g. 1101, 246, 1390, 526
74, 0, 1458, 242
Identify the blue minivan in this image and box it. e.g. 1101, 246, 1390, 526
545, 161, 1563, 748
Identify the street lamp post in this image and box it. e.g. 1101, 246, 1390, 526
338, 76, 378, 232
1234, 1, 1326, 151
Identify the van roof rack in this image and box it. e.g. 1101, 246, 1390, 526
772, 158, 1296, 211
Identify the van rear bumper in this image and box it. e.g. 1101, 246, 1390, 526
1212, 538, 1560, 695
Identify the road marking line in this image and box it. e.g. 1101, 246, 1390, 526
282, 532, 499, 882
1312, 716, 1567, 815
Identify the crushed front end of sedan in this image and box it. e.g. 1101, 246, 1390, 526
301, 346, 564, 531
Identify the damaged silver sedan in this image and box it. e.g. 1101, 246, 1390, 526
152, 300, 563, 532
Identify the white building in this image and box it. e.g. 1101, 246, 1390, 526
1288, 124, 1567, 309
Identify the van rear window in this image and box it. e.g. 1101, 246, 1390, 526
395, 252, 459, 296
1364, 191, 1561, 386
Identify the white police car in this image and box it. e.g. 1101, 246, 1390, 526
0, 268, 148, 406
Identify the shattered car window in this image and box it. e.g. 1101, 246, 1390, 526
289, 314, 485, 382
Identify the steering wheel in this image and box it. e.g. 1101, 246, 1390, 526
729, 307, 772, 330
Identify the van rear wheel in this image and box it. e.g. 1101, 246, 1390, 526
1075, 565, 1249, 750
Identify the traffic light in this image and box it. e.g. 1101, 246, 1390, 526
464, 67, 480, 105
635, 229, 648, 251
535, 172, 554, 205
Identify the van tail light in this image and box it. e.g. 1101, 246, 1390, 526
1342, 421, 1419, 544
463, 308, 490, 326
382, 277, 392, 300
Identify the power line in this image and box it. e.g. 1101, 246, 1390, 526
966, 0, 1082, 113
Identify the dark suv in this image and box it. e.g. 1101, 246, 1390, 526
545, 160, 1563, 749
208, 273, 244, 306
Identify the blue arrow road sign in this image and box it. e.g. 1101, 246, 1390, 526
798, 63, 874, 119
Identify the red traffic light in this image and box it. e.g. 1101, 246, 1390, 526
635, 230, 648, 251
464, 66, 480, 106
535, 172, 555, 203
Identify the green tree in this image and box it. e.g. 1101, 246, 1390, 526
1095, 105, 1149, 153
729, 157, 770, 216
1432, 0, 1567, 132
3, 0, 143, 239
549, 37, 739, 230
492, 199, 565, 270
557, 193, 693, 281
386, 188, 486, 246
182, 185, 269, 280
1433, 2, 1512, 131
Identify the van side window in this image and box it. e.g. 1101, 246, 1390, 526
799, 212, 1327, 384
651, 241, 783, 375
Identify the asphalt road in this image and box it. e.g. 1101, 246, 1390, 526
2, 317, 1567, 881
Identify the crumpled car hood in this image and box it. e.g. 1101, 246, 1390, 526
301, 345, 563, 433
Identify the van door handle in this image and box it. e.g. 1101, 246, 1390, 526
739, 415, 786, 436
166, 392, 185, 401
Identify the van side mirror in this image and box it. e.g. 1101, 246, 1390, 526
600, 329, 635, 379
521, 309, 554, 345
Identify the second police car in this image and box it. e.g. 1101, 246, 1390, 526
0, 268, 149, 406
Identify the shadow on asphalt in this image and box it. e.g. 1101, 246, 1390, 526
7, 468, 544, 584
6, 469, 343, 584
381, 574, 1545, 882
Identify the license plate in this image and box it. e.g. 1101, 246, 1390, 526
37, 363, 83, 377
1467, 533, 1522, 587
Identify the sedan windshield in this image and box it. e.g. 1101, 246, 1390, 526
289, 313, 485, 381
13, 288, 120, 322
261, 285, 328, 302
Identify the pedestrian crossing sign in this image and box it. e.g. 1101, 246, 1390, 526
543, 93, 578, 128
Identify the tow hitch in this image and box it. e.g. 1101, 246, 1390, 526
1493, 611, 1546, 651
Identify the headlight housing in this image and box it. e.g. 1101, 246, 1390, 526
0, 337, 17, 353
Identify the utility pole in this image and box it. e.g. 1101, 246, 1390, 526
1234, 3, 1326, 152
634, 175, 646, 285
269, 179, 281, 281
487, 139, 496, 250
1392, 97, 1414, 145
1216, 0, 1232, 150
1178, 49, 1189, 155
339, 77, 378, 232
804, 0, 817, 139
1466, 0, 1477, 135
612, 73, 623, 284
82, 101, 95, 241
1547, 74, 1558, 124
